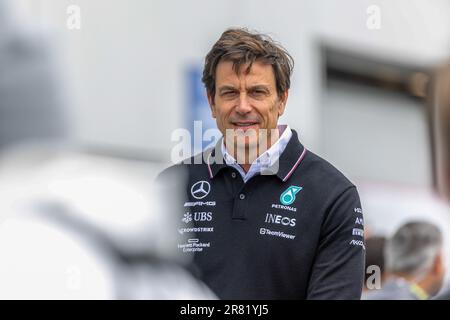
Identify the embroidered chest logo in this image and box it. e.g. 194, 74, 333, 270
280, 185, 302, 206
191, 180, 211, 199
182, 212, 193, 224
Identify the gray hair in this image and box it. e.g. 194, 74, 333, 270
385, 221, 443, 278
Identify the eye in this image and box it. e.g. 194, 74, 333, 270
221, 90, 238, 99
250, 89, 267, 98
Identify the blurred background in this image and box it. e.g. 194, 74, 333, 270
2, 0, 450, 298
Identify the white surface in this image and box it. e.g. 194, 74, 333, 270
12, 0, 450, 157
321, 80, 431, 187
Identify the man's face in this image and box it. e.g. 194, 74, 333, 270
208, 60, 287, 154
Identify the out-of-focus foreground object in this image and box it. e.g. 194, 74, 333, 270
0, 0, 215, 299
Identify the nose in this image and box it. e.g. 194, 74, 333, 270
235, 93, 252, 115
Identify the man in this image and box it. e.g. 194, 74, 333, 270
159, 28, 365, 299
364, 221, 445, 300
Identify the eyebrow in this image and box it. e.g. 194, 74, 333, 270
247, 85, 270, 92
218, 86, 237, 93
218, 85, 270, 93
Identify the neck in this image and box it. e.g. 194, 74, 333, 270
241, 163, 251, 173
394, 273, 432, 298
225, 128, 281, 173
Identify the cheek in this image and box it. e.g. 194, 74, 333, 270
217, 105, 234, 121
267, 102, 281, 120
215, 111, 229, 128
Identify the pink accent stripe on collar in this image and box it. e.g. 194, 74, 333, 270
207, 152, 213, 179
282, 148, 307, 182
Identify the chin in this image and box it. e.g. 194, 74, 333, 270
234, 136, 258, 149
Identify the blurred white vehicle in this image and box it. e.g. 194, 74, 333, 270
0, 0, 215, 300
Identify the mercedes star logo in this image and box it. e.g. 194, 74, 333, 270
191, 180, 211, 199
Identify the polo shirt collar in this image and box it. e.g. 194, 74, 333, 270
274, 129, 307, 182
221, 125, 292, 182
206, 128, 307, 182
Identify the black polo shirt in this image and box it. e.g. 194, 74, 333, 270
158, 129, 365, 299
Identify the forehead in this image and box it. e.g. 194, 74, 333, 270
215, 60, 276, 87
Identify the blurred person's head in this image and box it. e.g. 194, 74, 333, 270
202, 28, 293, 158
364, 236, 388, 291
385, 221, 445, 297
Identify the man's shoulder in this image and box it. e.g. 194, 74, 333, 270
363, 281, 416, 300
156, 150, 211, 182
299, 149, 355, 190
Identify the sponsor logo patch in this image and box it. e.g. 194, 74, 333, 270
259, 227, 296, 240
177, 238, 211, 253
280, 186, 302, 206
191, 181, 211, 199
265, 213, 296, 227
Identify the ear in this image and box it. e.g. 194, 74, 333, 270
433, 251, 444, 275
207, 91, 216, 118
277, 90, 289, 117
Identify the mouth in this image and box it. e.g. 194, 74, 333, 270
231, 121, 259, 132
